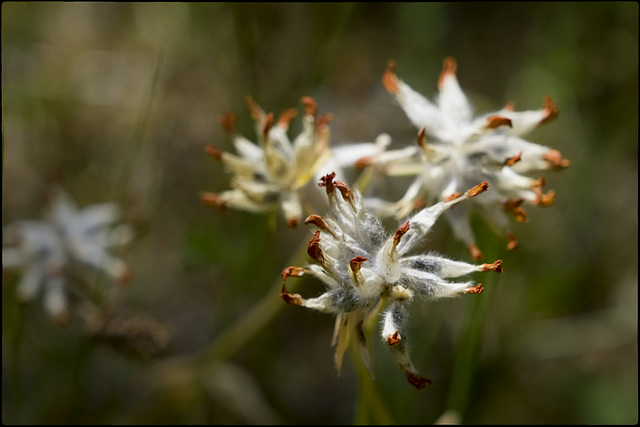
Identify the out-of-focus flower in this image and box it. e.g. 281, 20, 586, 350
280, 173, 502, 389
201, 96, 334, 228
356, 58, 569, 259
47, 187, 133, 281
2, 187, 133, 322
3, 220, 67, 321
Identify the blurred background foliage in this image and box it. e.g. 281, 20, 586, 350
2, 2, 637, 425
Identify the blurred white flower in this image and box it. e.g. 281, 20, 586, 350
201, 96, 334, 228
280, 173, 502, 389
3, 187, 133, 322
3, 221, 67, 321
355, 58, 569, 259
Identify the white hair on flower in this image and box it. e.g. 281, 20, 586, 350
280, 172, 502, 389
355, 58, 569, 260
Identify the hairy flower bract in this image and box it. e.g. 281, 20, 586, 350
356, 58, 569, 259
280, 172, 502, 389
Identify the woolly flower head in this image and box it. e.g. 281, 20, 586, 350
201, 96, 334, 228
2, 187, 133, 322
358, 58, 569, 259
280, 172, 503, 389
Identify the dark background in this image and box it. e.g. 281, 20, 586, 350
3, 2, 637, 424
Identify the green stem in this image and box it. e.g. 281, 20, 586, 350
114, 50, 163, 204
444, 270, 496, 421
352, 308, 393, 425
353, 351, 394, 425
66, 338, 96, 423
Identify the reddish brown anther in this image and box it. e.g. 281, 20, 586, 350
382, 60, 400, 94
262, 112, 274, 140
531, 178, 555, 206
245, 96, 262, 120
277, 108, 298, 129
350, 256, 368, 273
542, 149, 570, 170
504, 198, 528, 222
116, 266, 133, 287
318, 172, 336, 194
486, 115, 513, 129
281, 266, 305, 281
438, 56, 458, 89
504, 101, 515, 111
504, 151, 522, 167
287, 217, 299, 228
393, 221, 410, 247
536, 189, 555, 206
531, 176, 546, 188
307, 231, 324, 263
305, 214, 329, 231
506, 232, 519, 251
355, 156, 374, 170
539, 95, 559, 125
468, 243, 484, 261
280, 284, 304, 306
219, 112, 237, 134
467, 181, 489, 198
445, 192, 463, 202
201, 192, 227, 211
480, 260, 503, 273
417, 126, 427, 149
316, 113, 334, 135
413, 198, 427, 211
387, 331, 401, 346
205, 145, 223, 161
465, 283, 484, 294
333, 180, 353, 202
301, 96, 317, 116
403, 370, 432, 390
317, 113, 334, 127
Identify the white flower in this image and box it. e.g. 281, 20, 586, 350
47, 188, 133, 281
201, 96, 334, 228
3, 187, 133, 322
280, 173, 502, 389
356, 58, 569, 259
3, 220, 67, 321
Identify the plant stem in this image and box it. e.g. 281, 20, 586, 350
444, 267, 497, 421
353, 348, 393, 425
114, 50, 163, 205
351, 304, 393, 425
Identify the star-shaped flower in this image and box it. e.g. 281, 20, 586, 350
280, 172, 502, 389
357, 58, 569, 259
2, 187, 133, 322
201, 96, 334, 228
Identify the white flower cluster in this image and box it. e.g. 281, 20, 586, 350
355, 58, 569, 259
204, 57, 568, 388
3, 188, 133, 322
201, 96, 334, 228
281, 173, 502, 389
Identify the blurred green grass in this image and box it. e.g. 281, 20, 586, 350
2, 2, 637, 424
